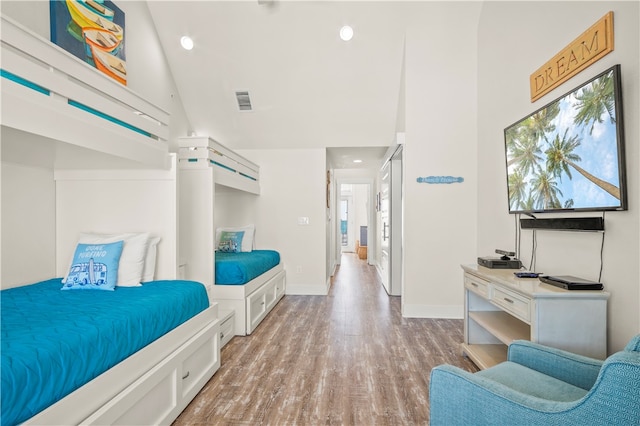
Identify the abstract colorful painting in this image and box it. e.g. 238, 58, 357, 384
50, 0, 127, 85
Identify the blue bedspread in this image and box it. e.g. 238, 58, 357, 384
215, 250, 280, 285
0, 278, 209, 426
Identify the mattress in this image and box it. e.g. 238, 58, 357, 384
1, 278, 209, 426
215, 250, 281, 285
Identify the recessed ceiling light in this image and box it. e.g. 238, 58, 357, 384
180, 36, 194, 50
353, 159, 362, 163
339, 25, 354, 41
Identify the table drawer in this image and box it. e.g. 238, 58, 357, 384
491, 286, 531, 322
465, 274, 490, 299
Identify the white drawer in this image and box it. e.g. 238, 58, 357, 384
465, 274, 490, 299
84, 361, 178, 425
274, 270, 286, 300
219, 310, 235, 348
247, 285, 268, 333
491, 286, 531, 323
84, 321, 220, 425
266, 270, 286, 311
246, 270, 286, 334
265, 280, 277, 309
180, 320, 220, 400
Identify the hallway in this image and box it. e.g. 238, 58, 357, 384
174, 253, 478, 425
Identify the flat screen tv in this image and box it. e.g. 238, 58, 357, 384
504, 64, 627, 214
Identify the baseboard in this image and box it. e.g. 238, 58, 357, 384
285, 281, 330, 296
402, 303, 463, 319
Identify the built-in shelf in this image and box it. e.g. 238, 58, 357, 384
460, 343, 507, 370
469, 311, 530, 344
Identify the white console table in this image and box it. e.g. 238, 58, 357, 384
461, 264, 609, 370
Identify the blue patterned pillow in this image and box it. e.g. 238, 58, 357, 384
62, 241, 124, 291
218, 230, 244, 253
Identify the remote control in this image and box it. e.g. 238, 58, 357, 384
514, 272, 541, 278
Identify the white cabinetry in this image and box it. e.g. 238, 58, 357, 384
219, 310, 235, 348
462, 264, 609, 370
82, 319, 220, 425
212, 266, 286, 336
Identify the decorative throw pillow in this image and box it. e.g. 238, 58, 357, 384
68, 232, 150, 287
61, 240, 124, 291
215, 225, 255, 252
218, 230, 245, 253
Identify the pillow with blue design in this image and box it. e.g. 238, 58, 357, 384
215, 225, 255, 252
61, 241, 123, 291
218, 230, 244, 253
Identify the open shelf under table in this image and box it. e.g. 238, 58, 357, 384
469, 310, 530, 344
461, 343, 507, 370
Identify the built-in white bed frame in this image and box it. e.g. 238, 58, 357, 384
1, 16, 220, 425
178, 136, 286, 336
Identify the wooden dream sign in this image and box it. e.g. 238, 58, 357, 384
530, 11, 614, 102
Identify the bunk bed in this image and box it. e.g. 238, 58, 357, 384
178, 136, 286, 336
1, 16, 220, 425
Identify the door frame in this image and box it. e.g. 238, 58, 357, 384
334, 177, 375, 266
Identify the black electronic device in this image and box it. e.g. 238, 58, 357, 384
520, 217, 604, 231
478, 249, 522, 269
539, 275, 604, 290
495, 249, 516, 258
477, 257, 522, 269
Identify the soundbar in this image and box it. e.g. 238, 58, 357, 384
520, 217, 604, 231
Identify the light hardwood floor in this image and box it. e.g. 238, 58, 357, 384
174, 253, 478, 425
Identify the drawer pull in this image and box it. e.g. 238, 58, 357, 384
220, 332, 225, 339
261, 301, 265, 306
471, 283, 479, 287
503, 297, 514, 304
182, 371, 190, 380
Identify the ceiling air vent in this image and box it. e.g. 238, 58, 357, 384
235, 91, 252, 111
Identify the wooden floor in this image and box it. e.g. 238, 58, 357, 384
174, 253, 478, 425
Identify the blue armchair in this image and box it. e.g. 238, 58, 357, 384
430, 335, 640, 425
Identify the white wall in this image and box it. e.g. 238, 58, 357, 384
477, 1, 640, 353
401, 3, 482, 318
238, 149, 329, 295
1, 162, 56, 288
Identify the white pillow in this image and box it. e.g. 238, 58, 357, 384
215, 225, 255, 252
70, 233, 150, 287
141, 236, 161, 282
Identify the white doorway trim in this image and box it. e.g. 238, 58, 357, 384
334, 176, 375, 267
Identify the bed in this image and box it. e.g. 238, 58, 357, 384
213, 250, 286, 335
177, 136, 287, 336
1, 16, 220, 425
1, 278, 213, 426
215, 250, 280, 284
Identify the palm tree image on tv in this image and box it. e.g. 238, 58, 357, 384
505, 66, 625, 213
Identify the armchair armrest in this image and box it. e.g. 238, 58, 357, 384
429, 364, 579, 425
429, 354, 640, 426
507, 340, 602, 390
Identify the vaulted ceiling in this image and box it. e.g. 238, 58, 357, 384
147, 1, 432, 161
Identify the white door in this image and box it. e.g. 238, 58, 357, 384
389, 151, 403, 296
379, 162, 391, 294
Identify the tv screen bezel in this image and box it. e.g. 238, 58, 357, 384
504, 64, 627, 215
